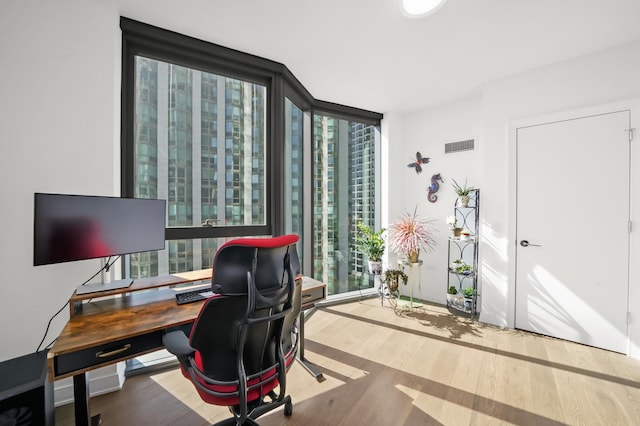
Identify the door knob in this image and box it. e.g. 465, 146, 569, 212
520, 240, 541, 247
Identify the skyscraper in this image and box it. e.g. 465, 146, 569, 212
131, 57, 266, 277
131, 56, 378, 295
312, 116, 378, 294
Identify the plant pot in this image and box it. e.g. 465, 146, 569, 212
464, 297, 473, 310
368, 260, 383, 275
458, 195, 470, 207
446, 293, 457, 304
408, 250, 420, 263
451, 227, 463, 237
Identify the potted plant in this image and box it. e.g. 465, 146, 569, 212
446, 215, 463, 237
382, 268, 408, 296
453, 261, 473, 275
462, 287, 474, 309
452, 179, 475, 207
446, 285, 458, 304
354, 222, 385, 275
460, 229, 472, 241
387, 207, 437, 263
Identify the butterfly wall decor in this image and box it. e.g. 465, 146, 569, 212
407, 152, 430, 174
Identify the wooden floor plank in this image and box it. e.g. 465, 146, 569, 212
55, 298, 640, 425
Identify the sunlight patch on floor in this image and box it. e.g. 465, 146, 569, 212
395, 383, 475, 424
309, 351, 370, 381
148, 369, 210, 413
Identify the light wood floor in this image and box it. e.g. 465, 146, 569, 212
56, 298, 640, 425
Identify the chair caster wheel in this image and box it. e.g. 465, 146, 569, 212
284, 400, 293, 416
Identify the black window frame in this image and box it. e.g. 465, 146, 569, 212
120, 17, 382, 245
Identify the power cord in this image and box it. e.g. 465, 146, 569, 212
35, 256, 120, 352
79, 256, 119, 287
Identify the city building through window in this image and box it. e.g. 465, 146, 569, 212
121, 18, 382, 296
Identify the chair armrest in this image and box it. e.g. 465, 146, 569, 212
163, 330, 195, 369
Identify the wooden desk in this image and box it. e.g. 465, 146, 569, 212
48, 270, 326, 426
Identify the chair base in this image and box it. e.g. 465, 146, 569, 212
212, 395, 292, 426
212, 418, 259, 426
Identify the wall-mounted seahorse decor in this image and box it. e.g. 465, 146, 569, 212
428, 173, 443, 203
407, 151, 430, 174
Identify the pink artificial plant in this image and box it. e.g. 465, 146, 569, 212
387, 207, 437, 259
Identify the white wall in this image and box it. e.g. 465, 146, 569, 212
385, 39, 640, 358
0, 0, 121, 361
383, 97, 483, 304
481, 39, 640, 358
0, 0, 123, 398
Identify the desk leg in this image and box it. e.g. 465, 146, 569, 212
296, 310, 324, 382
73, 373, 101, 426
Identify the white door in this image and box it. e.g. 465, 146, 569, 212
515, 110, 630, 353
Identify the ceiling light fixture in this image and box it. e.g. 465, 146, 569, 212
401, 0, 447, 18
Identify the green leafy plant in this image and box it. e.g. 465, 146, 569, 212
454, 261, 473, 274
447, 286, 458, 295
354, 222, 386, 261
382, 268, 408, 292
462, 287, 474, 298
446, 215, 459, 229
451, 178, 475, 196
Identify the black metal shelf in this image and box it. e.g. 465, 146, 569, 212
448, 237, 477, 243
447, 297, 475, 314
448, 269, 476, 277
446, 189, 479, 317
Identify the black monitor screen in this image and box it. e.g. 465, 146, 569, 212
34, 193, 166, 266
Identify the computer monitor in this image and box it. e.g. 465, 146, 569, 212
33, 193, 166, 293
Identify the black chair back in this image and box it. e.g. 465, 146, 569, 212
180, 235, 300, 423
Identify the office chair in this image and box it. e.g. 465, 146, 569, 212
163, 235, 301, 425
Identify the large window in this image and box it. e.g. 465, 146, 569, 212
312, 114, 380, 295
121, 18, 382, 289
284, 97, 305, 268
130, 56, 267, 275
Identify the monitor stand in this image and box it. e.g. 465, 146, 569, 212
76, 278, 134, 295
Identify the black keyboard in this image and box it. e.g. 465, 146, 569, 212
175, 288, 215, 305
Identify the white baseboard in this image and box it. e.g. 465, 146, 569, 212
54, 362, 126, 407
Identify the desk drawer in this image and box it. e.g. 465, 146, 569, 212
54, 332, 164, 377
301, 285, 326, 309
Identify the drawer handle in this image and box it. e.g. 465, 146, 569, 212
96, 344, 131, 358
302, 294, 312, 299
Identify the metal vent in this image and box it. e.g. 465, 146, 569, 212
444, 139, 475, 154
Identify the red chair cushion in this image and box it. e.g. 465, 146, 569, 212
181, 349, 296, 406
